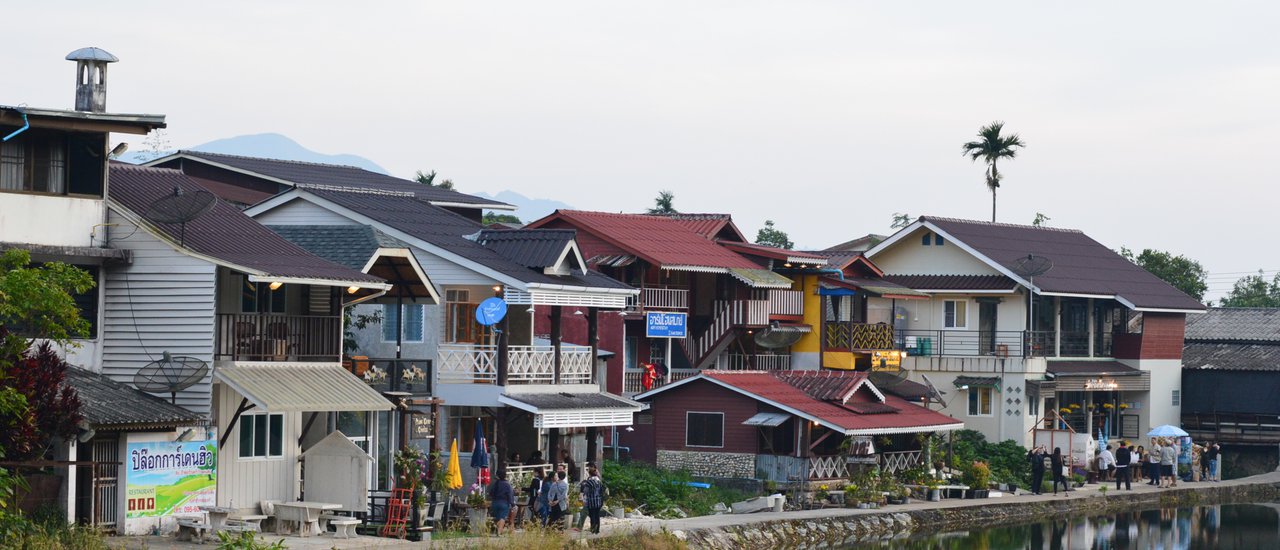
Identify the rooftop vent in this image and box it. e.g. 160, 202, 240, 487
66, 47, 118, 113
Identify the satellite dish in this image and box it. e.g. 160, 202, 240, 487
134, 351, 209, 404
871, 367, 909, 388
920, 373, 949, 408
143, 186, 217, 246
1011, 254, 1054, 279
475, 297, 509, 326
754, 325, 804, 349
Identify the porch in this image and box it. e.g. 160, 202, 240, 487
215, 313, 342, 362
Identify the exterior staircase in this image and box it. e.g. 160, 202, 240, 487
682, 299, 768, 370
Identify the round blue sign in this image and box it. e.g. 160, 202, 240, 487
475, 297, 509, 326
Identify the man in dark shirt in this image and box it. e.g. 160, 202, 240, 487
1115, 444, 1132, 490
578, 466, 607, 534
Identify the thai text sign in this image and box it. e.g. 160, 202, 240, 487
125, 440, 217, 518
645, 311, 687, 338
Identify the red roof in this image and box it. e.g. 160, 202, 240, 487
682, 370, 963, 435
526, 210, 762, 271
663, 213, 745, 241
718, 241, 828, 264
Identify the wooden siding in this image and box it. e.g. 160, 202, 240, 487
1114, 312, 1186, 360
214, 382, 300, 510
101, 210, 217, 414
253, 198, 361, 226
651, 379, 759, 454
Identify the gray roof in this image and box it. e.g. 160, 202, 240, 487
306, 188, 630, 290
173, 151, 509, 209
1047, 360, 1141, 376
1185, 307, 1280, 343
66, 47, 118, 62
268, 225, 406, 270
108, 165, 382, 285
1183, 342, 1280, 371
64, 367, 205, 428
476, 229, 576, 269
500, 391, 642, 411
917, 217, 1205, 311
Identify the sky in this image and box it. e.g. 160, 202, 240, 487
8, 1, 1279, 301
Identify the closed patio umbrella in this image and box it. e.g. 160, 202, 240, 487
472, 420, 490, 486
446, 438, 463, 490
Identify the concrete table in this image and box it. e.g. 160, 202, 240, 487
199, 506, 236, 532
274, 501, 341, 537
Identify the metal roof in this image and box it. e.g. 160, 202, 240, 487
213, 363, 392, 412
64, 367, 205, 429
108, 165, 384, 286
952, 376, 1000, 387
1183, 342, 1280, 371
268, 225, 405, 270
742, 411, 791, 427
526, 210, 764, 271
718, 241, 829, 265
1185, 307, 1280, 343
499, 392, 643, 411
882, 274, 1019, 292
476, 229, 578, 269
727, 267, 793, 289
1047, 360, 1142, 376
66, 47, 119, 62
0, 105, 165, 134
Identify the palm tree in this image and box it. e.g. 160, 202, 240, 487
647, 190, 677, 214
962, 121, 1025, 222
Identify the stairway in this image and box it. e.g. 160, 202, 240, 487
681, 299, 769, 370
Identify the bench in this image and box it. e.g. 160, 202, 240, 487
228, 514, 268, 533
329, 518, 361, 539
176, 519, 211, 543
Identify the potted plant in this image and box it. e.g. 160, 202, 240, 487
925, 480, 942, 502
1071, 474, 1086, 488
815, 484, 830, 502
962, 462, 992, 499
465, 483, 488, 534
843, 484, 860, 508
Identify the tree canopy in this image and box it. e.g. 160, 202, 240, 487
414, 169, 455, 190
482, 212, 523, 225
890, 213, 913, 230
1220, 271, 1280, 307
754, 220, 794, 250
1119, 247, 1208, 302
1032, 213, 1051, 227
647, 190, 677, 214
962, 121, 1025, 222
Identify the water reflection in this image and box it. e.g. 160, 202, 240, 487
850, 503, 1280, 549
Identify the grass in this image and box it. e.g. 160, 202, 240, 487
603, 460, 754, 518
467, 527, 687, 550
0, 514, 111, 550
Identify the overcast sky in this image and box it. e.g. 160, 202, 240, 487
9, 1, 1278, 300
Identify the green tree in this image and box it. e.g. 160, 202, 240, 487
962, 121, 1026, 222
754, 220, 794, 250
482, 212, 523, 225
1032, 213, 1051, 227
646, 190, 677, 214
1219, 271, 1280, 307
890, 212, 913, 230
1119, 247, 1209, 301
0, 249, 95, 356
413, 169, 455, 190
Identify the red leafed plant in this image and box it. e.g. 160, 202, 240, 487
0, 340, 83, 461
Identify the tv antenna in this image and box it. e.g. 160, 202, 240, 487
133, 351, 209, 404
143, 186, 216, 246
1011, 254, 1054, 338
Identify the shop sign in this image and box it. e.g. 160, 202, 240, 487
871, 350, 903, 372
125, 440, 217, 519
645, 311, 687, 338
410, 412, 435, 439
1084, 378, 1120, 391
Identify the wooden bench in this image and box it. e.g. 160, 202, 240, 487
176, 518, 211, 543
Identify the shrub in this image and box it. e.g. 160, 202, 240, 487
963, 461, 992, 490
603, 461, 751, 517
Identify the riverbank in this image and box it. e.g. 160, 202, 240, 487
606, 470, 1280, 549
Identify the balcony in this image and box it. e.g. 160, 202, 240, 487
634, 287, 689, 311
825, 322, 895, 351
623, 368, 698, 395
715, 353, 791, 371
343, 357, 433, 396
216, 313, 341, 362
767, 289, 803, 317
437, 344, 594, 385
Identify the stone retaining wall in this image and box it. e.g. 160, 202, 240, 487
657, 450, 755, 479
675, 480, 1280, 549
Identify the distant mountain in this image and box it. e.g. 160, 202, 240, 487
473, 190, 574, 223
121, 133, 387, 174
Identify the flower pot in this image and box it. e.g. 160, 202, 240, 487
928, 489, 941, 502
468, 508, 487, 535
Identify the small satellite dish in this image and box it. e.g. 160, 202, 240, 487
870, 368, 909, 388
754, 325, 804, 349
143, 186, 217, 246
134, 351, 209, 404
475, 297, 509, 326
920, 373, 949, 408
1011, 254, 1054, 279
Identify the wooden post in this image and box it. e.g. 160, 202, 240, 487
497, 310, 510, 386
587, 308, 599, 385
548, 427, 560, 472
586, 426, 599, 468
551, 306, 563, 384
495, 408, 508, 477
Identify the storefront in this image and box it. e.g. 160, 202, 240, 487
1041, 361, 1151, 441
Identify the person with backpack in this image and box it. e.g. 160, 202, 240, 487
1028, 445, 1047, 495
578, 466, 607, 534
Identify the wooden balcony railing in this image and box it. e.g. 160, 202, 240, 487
767, 289, 804, 316
825, 322, 895, 351
715, 353, 791, 371
437, 344, 593, 385
638, 287, 688, 310
216, 313, 341, 361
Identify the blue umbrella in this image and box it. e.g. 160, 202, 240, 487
470, 420, 489, 469
1147, 424, 1189, 438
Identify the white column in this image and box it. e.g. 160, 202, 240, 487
1087, 298, 1095, 358
1053, 297, 1062, 357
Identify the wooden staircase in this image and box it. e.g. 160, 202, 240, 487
682, 299, 769, 370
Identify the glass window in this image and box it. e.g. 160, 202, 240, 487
934, 234, 944, 246
967, 387, 993, 416
241, 277, 285, 313
238, 412, 285, 458
382, 304, 425, 343
944, 300, 968, 329
0, 132, 67, 194
686, 412, 724, 447
921, 233, 931, 246
1172, 389, 1180, 407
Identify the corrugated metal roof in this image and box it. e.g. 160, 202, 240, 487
476, 229, 575, 269
499, 392, 643, 411
268, 225, 399, 270
1047, 360, 1141, 376
742, 411, 791, 427
824, 276, 929, 299
65, 367, 205, 428
718, 241, 828, 264
1185, 308, 1280, 343
662, 213, 745, 241
527, 210, 763, 271
920, 217, 1205, 311
1183, 342, 1280, 371
952, 376, 1000, 387
727, 268, 793, 289
882, 274, 1019, 291
108, 165, 384, 285
213, 363, 392, 412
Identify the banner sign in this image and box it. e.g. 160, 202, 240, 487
125, 440, 217, 519
645, 311, 687, 338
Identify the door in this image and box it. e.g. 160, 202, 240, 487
978, 301, 998, 355
91, 435, 120, 531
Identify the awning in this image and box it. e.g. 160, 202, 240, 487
499, 392, 644, 429
214, 363, 393, 412
590, 254, 637, 268
742, 411, 791, 427
1050, 371, 1151, 392
765, 322, 811, 334
728, 268, 793, 289
820, 276, 929, 299
953, 376, 1001, 389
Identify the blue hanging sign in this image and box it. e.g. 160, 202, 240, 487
476, 297, 508, 326
646, 311, 687, 338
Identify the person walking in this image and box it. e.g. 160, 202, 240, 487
1160, 438, 1178, 488
1204, 442, 1220, 482
1051, 447, 1069, 495
1146, 441, 1162, 486
489, 471, 517, 535
1115, 444, 1132, 490
578, 466, 607, 534
537, 470, 554, 526
547, 470, 569, 529
1028, 445, 1047, 495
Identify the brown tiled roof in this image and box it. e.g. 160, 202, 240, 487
920, 217, 1205, 311
526, 210, 763, 271
882, 274, 1018, 291
108, 165, 383, 285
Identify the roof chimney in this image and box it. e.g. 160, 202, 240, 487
66, 47, 118, 113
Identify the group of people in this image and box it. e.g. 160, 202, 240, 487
1028, 438, 1222, 497
1028, 445, 1075, 495
485, 448, 608, 536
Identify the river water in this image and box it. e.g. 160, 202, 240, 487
849, 503, 1280, 549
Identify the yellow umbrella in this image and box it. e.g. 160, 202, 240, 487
446, 438, 463, 490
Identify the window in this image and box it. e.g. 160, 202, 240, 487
382, 304, 425, 343
967, 387, 993, 416
1172, 389, 1181, 407
685, 412, 724, 447
921, 232, 931, 246
240, 276, 285, 313
238, 412, 284, 458
0, 132, 66, 194
934, 234, 944, 246
944, 300, 968, 329
443, 289, 487, 344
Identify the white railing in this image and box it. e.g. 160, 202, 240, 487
879, 450, 924, 475
809, 455, 848, 480
438, 344, 498, 382
715, 353, 791, 371
768, 289, 803, 316
686, 300, 770, 369
439, 344, 593, 384
640, 287, 689, 310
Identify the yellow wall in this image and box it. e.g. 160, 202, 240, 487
823, 351, 857, 370
794, 274, 821, 353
